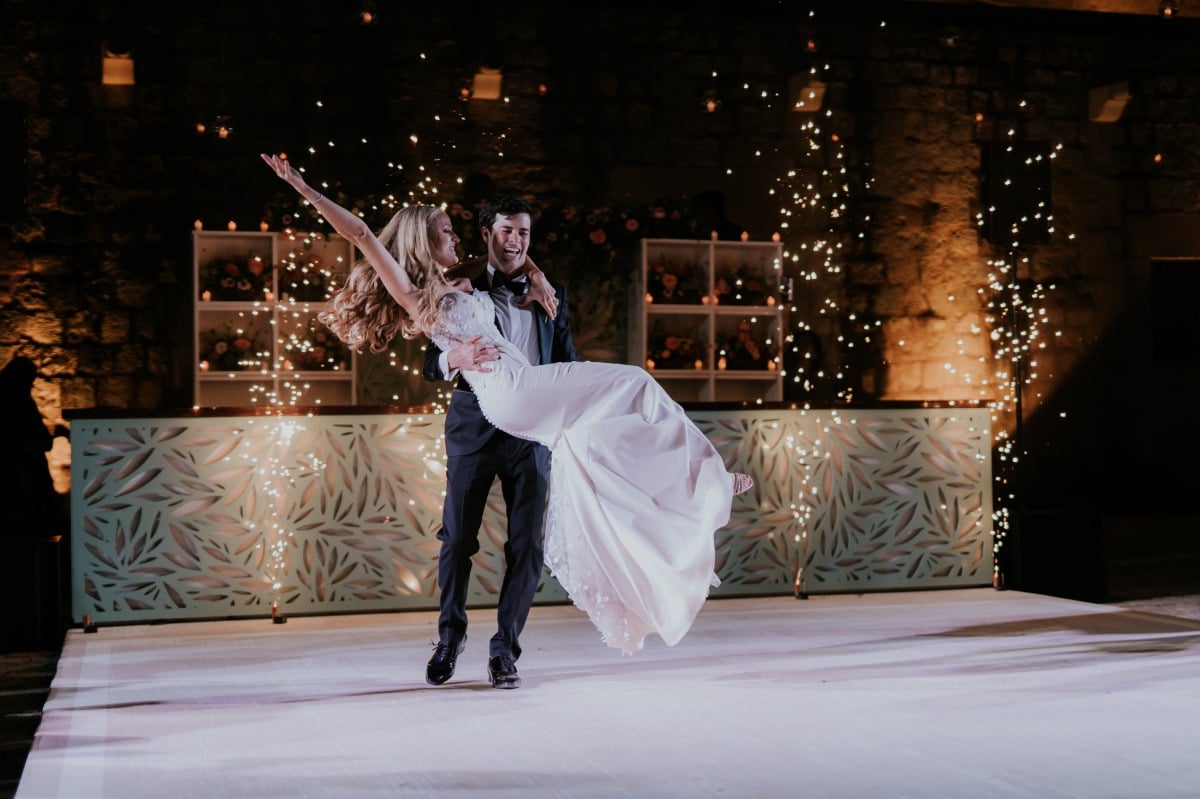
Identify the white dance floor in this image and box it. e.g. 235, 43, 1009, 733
16, 589, 1200, 798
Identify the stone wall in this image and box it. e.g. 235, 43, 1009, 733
2, 1, 1199, 509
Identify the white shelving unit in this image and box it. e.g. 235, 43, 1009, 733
193, 230, 356, 408
635, 238, 784, 403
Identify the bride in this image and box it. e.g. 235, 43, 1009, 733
261, 154, 752, 654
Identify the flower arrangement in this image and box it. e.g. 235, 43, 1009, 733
278, 245, 336, 302
199, 324, 267, 372
719, 320, 775, 370
646, 318, 705, 370
647, 256, 704, 304
199, 253, 272, 301
280, 316, 351, 371
714, 265, 769, 306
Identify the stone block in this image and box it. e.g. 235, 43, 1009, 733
20, 312, 62, 345
39, 347, 78, 376
134, 377, 164, 409
100, 312, 130, 344
76, 344, 112, 375
114, 344, 143, 374
882, 361, 925, 399
64, 311, 95, 345
97, 376, 134, 409
59, 377, 95, 410
15, 276, 49, 310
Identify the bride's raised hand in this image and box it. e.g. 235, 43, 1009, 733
518, 255, 559, 320
260, 153, 309, 193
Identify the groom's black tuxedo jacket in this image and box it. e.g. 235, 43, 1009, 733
422, 262, 579, 457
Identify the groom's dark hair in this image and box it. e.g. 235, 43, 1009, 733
480, 195, 536, 232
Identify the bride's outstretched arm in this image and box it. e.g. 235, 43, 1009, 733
260, 153, 421, 319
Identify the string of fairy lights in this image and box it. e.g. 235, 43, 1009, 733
974, 131, 1069, 582
196, 21, 492, 607
195, 5, 1078, 605
733, 14, 1073, 588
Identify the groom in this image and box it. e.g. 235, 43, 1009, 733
422, 195, 579, 689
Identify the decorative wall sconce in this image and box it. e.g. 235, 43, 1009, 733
789, 75, 826, 113
101, 43, 134, 86
471, 67, 503, 100
1088, 81, 1131, 123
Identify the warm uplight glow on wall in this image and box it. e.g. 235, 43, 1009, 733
471, 67, 503, 100
101, 47, 134, 85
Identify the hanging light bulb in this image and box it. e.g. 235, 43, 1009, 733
1158, 0, 1179, 17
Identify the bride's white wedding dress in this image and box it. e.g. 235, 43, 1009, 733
429, 290, 734, 654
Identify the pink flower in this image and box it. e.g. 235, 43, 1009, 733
589, 229, 607, 245
625, 218, 640, 232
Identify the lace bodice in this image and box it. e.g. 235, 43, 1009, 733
428, 291, 503, 351
428, 290, 532, 382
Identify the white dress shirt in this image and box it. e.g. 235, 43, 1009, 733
439, 265, 540, 379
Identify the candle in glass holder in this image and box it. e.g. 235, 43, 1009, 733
646, 359, 656, 370
694, 359, 703, 370
201, 290, 212, 302
771, 231, 781, 242
193, 219, 203, 230
260, 221, 269, 232
227, 220, 237, 231
740, 231, 749, 241
717, 356, 727, 371
199, 360, 209, 372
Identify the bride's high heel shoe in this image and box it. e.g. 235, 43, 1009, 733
732, 473, 754, 495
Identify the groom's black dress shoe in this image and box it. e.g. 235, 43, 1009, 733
426, 637, 465, 685
487, 655, 521, 689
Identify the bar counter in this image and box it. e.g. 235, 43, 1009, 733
67, 401, 993, 624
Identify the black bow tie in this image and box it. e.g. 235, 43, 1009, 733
490, 271, 527, 295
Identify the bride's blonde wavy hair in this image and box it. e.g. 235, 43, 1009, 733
318, 205, 451, 353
